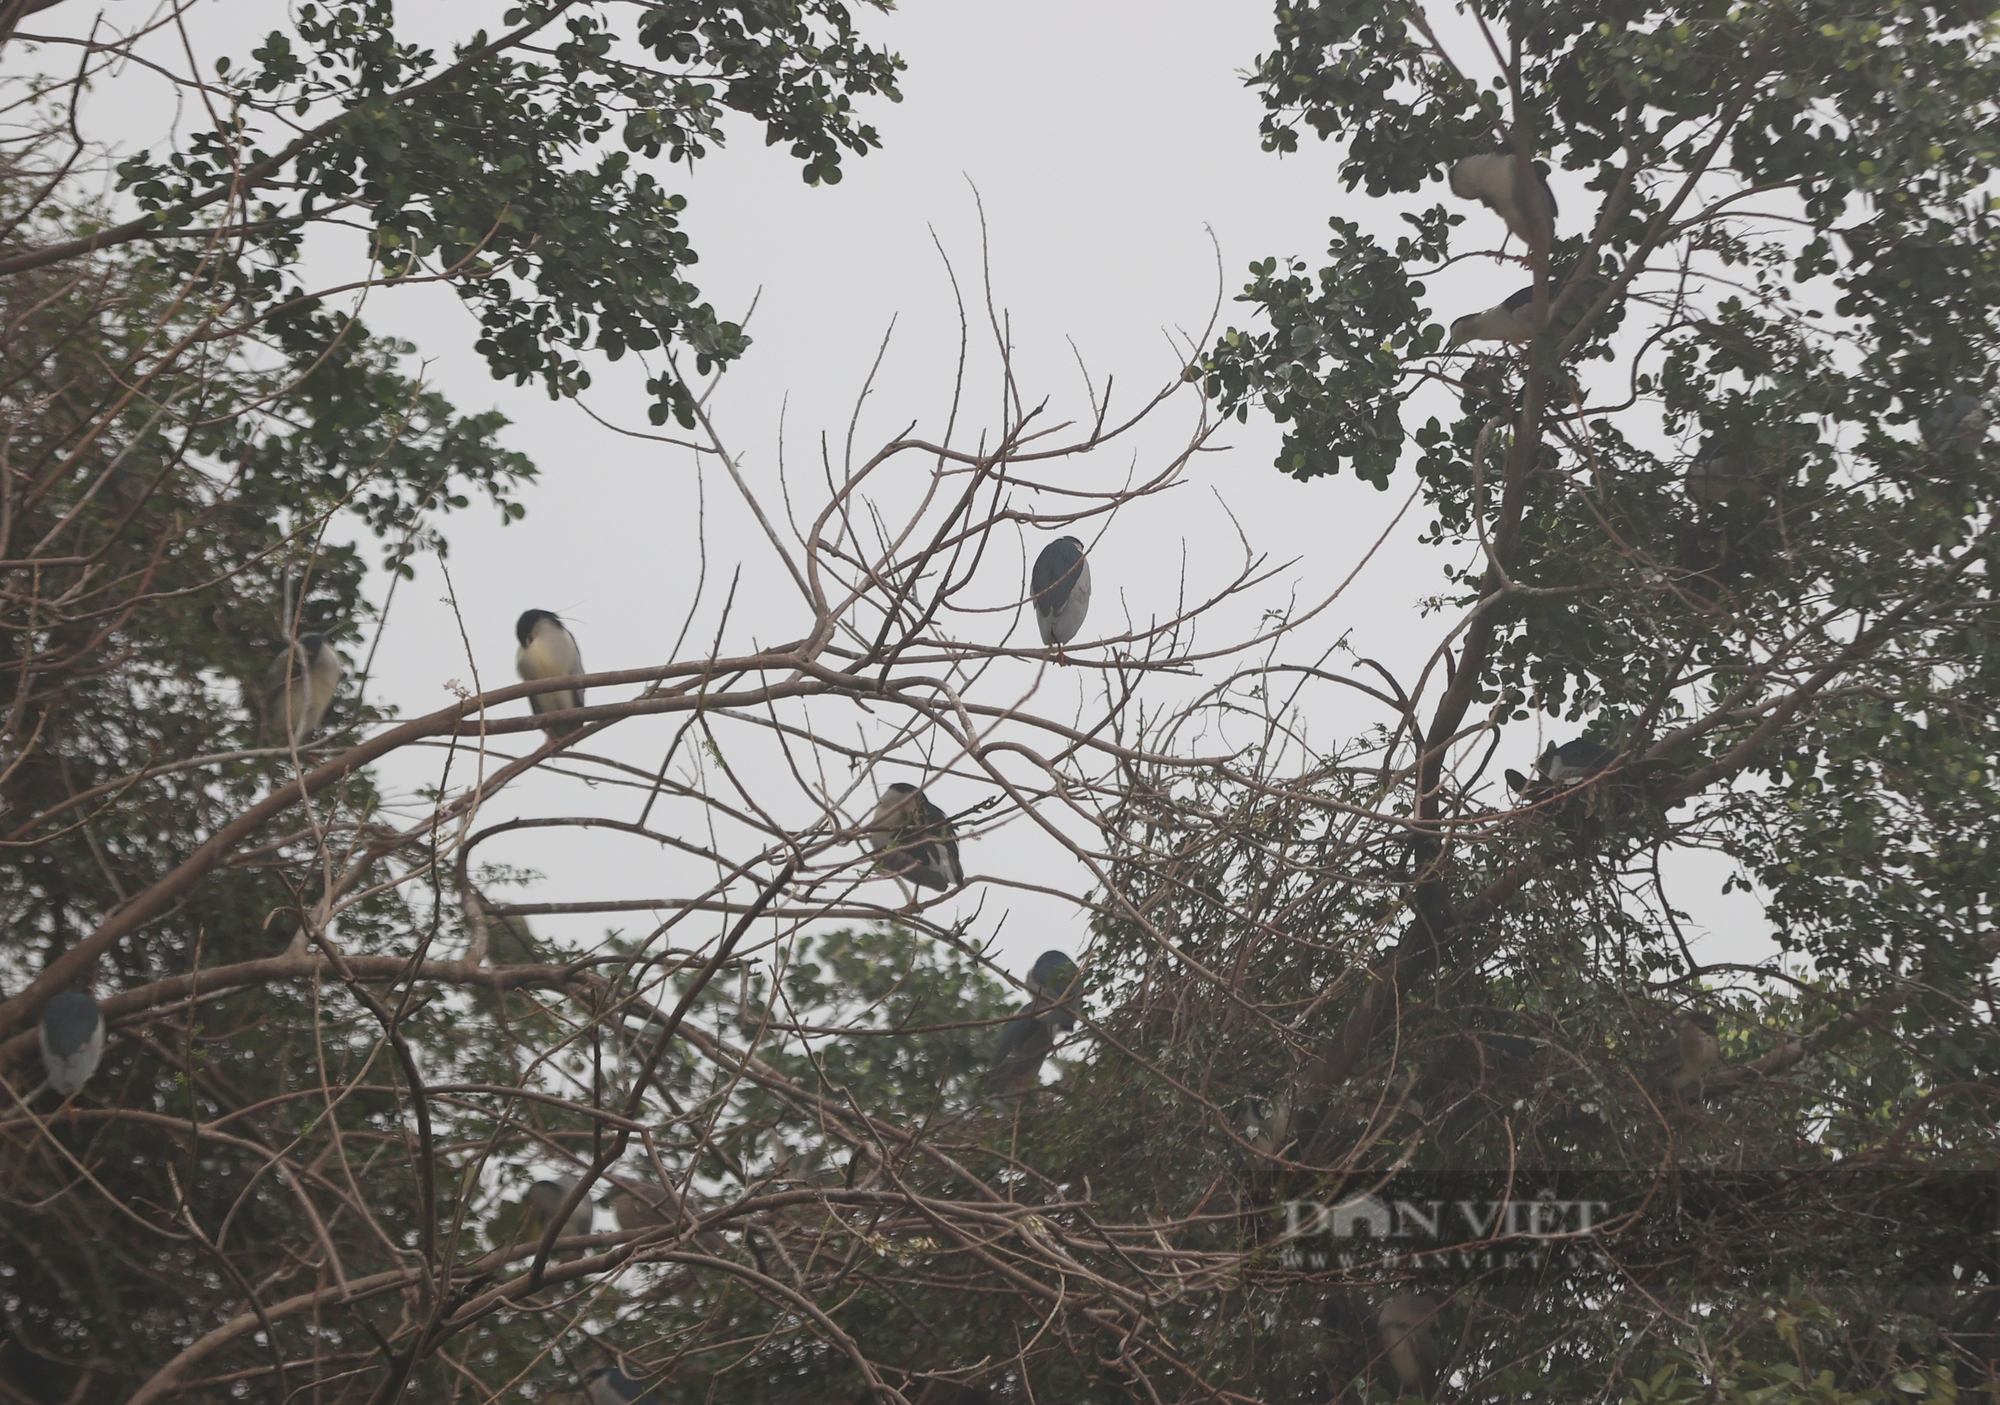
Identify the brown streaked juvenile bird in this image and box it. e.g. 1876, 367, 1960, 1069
1667, 1011, 1722, 1095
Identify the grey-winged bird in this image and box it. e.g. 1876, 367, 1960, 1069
39, 991, 103, 1098
1448, 150, 1558, 247
1505, 738, 1617, 795
515, 609, 586, 736
607, 1182, 673, 1233
1450, 278, 1609, 348
1667, 1011, 1721, 1095
583, 1365, 662, 1404
1030, 536, 1092, 660
522, 1175, 593, 1255
865, 782, 963, 894
986, 950, 1080, 1091
1930, 393, 1989, 447
263, 633, 342, 747
986, 1013, 1060, 1091
608, 1179, 733, 1255
1376, 1290, 1443, 1401
1450, 284, 1539, 347
1686, 438, 1766, 504
1024, 949, 1080, 1015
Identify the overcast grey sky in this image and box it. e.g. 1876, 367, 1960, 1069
25, 0, 1772, 983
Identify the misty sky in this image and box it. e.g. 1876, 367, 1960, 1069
17, 0, 1773, 989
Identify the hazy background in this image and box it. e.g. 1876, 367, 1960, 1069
23, 0, 1772, 985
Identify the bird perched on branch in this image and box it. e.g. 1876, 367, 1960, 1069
1505, 738, 1618, 796
38, 990, 103, 1098
583, 1364, 662, 1404
1376, 1290, 1443, 1401
608, 1178, 735, 1257
986, 950, 1080, 1091
1666, 1011, 1721, 1096
262, 633, 343, 747
1449, 277, 1609, 348
1030, 536, 1092, 660
1448, 150, 1558, 248
515, 609, 586, 737
866, 783, 963, 894
522, 1175, 593, 1255
1240, 1082, 1298, 1158
607, 1182, 673, 1233
1685, 437, 1768, 505
1450, 284, 1539, 347
1024, 949, 1080, 1013
1929, 392, 1989, 447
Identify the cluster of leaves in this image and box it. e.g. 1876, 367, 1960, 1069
1160, 0, 2000, 1394
0, 0, 906, 1393
97, 0, 901, 427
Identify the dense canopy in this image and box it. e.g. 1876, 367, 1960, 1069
2, 0, 1998, 1401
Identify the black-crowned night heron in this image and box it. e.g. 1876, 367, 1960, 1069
1023, 950, 1080, 1022
582, 1364, 662, 1404
1450, 284, 1539, 348
607, 1183, 672, 1233
1448, 150, 1557, 248
39, 990, 104, 1098
985, 950, 1081, 1091
1930, 392, 1990, 447
522, 1175, 593, 1253
515, 609, 586, 736
263, 633, 343, 747
1030, 536, 1092, 660
1505, 738, 1618, 795
1667, 1011, 1722, 1094
865, 783, 963, 894
1685, 438, 1767, 504
1449, 277, 1608, 349
1377, 1290, 1443, 1400
985, 1013, 1058, 1091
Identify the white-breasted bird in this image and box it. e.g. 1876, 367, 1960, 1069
39, 990, 104, 1098
263, 633, 343, 747
1448, 150, 1558, 248
1030, 536, 1092, 659
1505, 738, 1618, 795
1449, 277, 1609, 349
515, 609, 586, 736
1376, 1290, 1443, 1401
1450, 284, 1540, 347
865, 782, 964, 893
